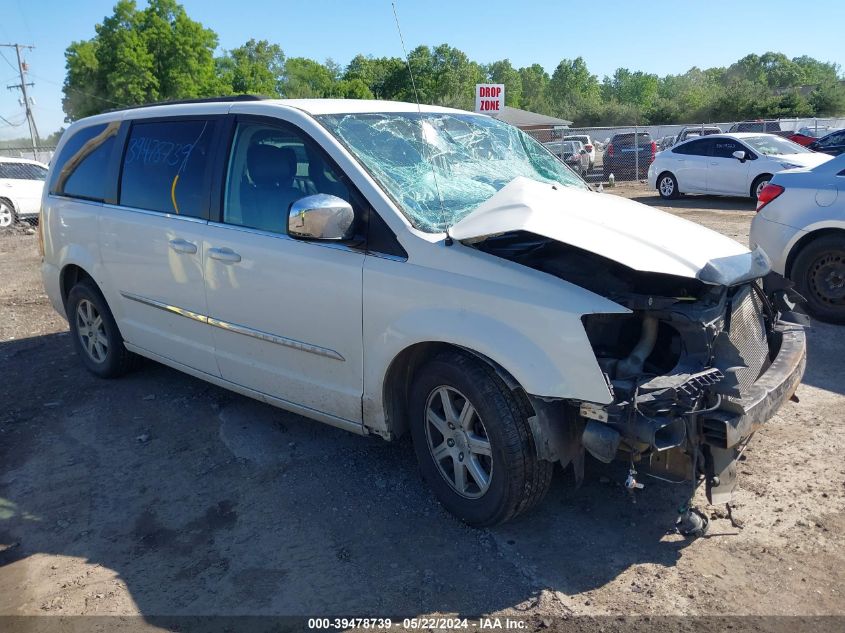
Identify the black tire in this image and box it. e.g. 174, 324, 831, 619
790, 234, 845, 324
66, 279, 137, 378
409, 351, 553, 527
750, 174, 772, 200
656, 172, 680, 199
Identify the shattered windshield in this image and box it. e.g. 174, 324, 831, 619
317, 112, 587, 232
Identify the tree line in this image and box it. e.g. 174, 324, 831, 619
61, 0, 845, 126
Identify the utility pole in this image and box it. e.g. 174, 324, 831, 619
2, 44, 39, 157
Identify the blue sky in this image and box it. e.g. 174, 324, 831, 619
1, 0, 844, 140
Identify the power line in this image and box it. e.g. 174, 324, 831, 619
0, 49, 17, 72
27, 71, 129, 108
0, 113, 26, 126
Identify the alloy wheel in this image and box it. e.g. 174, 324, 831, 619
0, 201, 13, 228
76, 299, 109, 363
659, 176, 675, 197
755, 179, 769, 199
424, 386, 493, 499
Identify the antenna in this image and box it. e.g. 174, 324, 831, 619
390, 2, 450, 239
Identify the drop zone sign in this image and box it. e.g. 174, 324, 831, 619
475, 84, 504, 114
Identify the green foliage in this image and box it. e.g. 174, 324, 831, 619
487, 60, 522, 107
216, 39, 285, 96
62, 4, 845, 126
63, 0, 220, 120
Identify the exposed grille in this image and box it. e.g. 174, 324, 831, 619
728, 285, 770, 396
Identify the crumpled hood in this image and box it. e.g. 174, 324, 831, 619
450, 177, 767, 284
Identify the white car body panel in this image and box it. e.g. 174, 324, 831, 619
750, 156, 845, 275
450, 177, 749, 279
648, 133, 833, 197
98, 207, 220, 376
202, 224, 366, 423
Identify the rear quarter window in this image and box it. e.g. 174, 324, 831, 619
49, 122, 121, 201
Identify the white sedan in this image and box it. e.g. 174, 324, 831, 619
750, 154, 845, 323
648, 133, 832, 201
0, 157, 49, 227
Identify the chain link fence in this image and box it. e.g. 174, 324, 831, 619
526, 117, 845, 185
0, 146, 55, 230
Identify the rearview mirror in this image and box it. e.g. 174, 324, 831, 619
288, 194, 355, 241
732, 150, 746, 162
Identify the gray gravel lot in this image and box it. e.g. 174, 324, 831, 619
0, 184, 843, 627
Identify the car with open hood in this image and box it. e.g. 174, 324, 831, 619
41, 98, 806, 530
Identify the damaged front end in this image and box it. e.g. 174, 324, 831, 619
474, 231, 807, 510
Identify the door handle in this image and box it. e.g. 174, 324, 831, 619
208, 247, 242, 264
710, 161, 718, 165
169, 238, 197, 255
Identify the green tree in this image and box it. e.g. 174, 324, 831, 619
547, 57, 600, 121
283, 57, 336, 98
487, 59, 522, 107
809, 81, 845, 116
62, 0, 219, 120
517, 64, 551, 113
343, 55, 405, 99
216, 39, 285, 96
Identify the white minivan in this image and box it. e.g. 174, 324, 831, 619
41, 97, 806, 529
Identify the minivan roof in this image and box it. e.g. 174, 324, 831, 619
92, 97, 472, 120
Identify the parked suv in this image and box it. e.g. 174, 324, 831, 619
602, 132, 655, 180
41, 97, 806, 528
674, 125, 722, 145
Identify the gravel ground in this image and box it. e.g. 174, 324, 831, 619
0, 185, 843, 628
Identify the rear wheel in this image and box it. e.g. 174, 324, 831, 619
409, 351, 553, 527
67, 279, 137, 377
657, 172, 679, 199
0, 200, 15, 228
791, 234, 845, 324
751, 174, 772, 200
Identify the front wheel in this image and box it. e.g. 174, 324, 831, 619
791, 234, 845, 324
657, 172, 679, 199
409, 351, 553, 527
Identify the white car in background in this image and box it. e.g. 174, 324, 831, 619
648, 133, 833, 201
0, 157, 49, 227
562, 134, 595, 168
750, 154, 845, 323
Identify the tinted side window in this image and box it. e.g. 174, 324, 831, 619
119, 119, 216, 218
50, 122, 121, 200
223, 121, 351, 234
673, 138, 711, 156
820, 132, 845, 147
711, 139, 743, 158
0, 162, 47, 180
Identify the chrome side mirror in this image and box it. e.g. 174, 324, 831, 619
732, 150, 746, 162
288, 194, 354, 241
